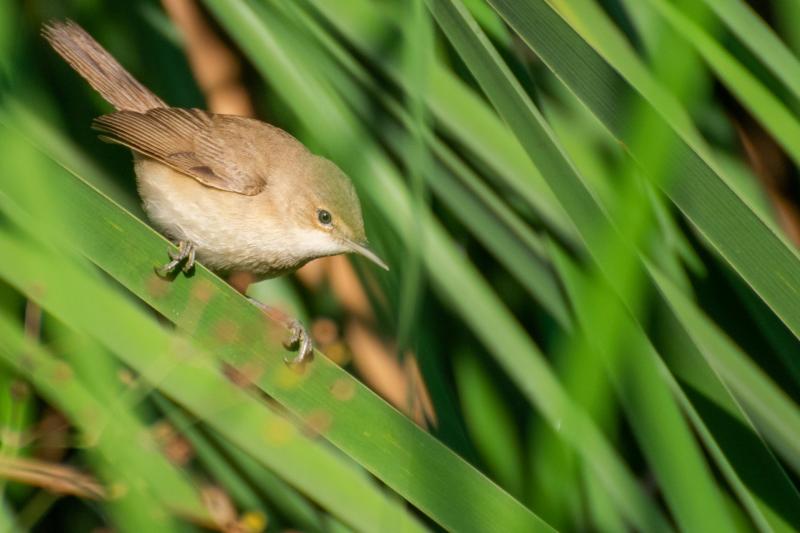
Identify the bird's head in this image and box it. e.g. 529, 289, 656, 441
286, 156, 388, 270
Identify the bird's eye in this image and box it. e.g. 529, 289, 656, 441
317, 209, 333, 225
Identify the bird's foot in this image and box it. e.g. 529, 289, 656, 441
156, 241, 196, 277
283, 318, 314, 365
248, 298, 314, 366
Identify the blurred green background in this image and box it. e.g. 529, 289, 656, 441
1, 0, 800, 531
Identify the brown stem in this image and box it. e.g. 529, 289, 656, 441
732, 115, 800, 246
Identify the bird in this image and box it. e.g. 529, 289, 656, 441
42, 19, 388, 365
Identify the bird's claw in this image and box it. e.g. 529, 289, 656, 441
247, 298, 314, 367
283, 319, 314, 366
156, 241, 196, 277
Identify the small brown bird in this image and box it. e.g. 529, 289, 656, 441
43, 20, 387, 364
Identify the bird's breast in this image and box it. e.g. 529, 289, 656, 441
134, 156, 311, 278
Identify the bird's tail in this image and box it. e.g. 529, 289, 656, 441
42, 20, 166, 112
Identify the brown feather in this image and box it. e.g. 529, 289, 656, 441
92, 108, 312, 195
42, 20, 165, 112
43, 19, 308, 197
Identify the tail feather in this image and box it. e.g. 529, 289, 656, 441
42, 20, 166, 112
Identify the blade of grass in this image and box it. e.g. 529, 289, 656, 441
154, 393, 330, 532
200, 2, 670, 530
426, 1, 737, 529
557, 0, 800, 395
0, 347, 33, 497
649, 264, 800, 478
394, 0, 432, 354
488, 0, 800, 342
0, 101, 139, 214
50, 330, 215, 526
479, 6, 800, 509
274, 0, 570, 326
700, 0, 800, 104
200, 426, 354, 533
582, 463, 627, 533
304, 0, 577, 245
0, 227, 432, 533
453, 350, 525, 497
775, 2, 800, 70
524, 5, 713, 522
0, 311, 201, 532
0, 499, 20, 533
0, 116, 433, 531
0, 124, 549, 532
648, 267, 800, 531
550, 243, 799, 532
640, 0, 800, 168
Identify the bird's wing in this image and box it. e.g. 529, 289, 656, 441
92, 108, 270, 195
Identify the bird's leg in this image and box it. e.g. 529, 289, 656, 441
156, 240, 196, 277
247, 297, 314, 366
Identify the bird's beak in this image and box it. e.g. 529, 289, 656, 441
346, 239, 389, 271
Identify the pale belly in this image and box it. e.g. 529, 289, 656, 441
134, 156, 311, 279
